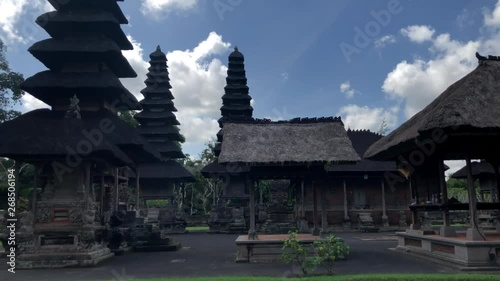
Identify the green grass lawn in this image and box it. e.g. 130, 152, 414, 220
107, 274, 500, 281
185, 226, 210, 232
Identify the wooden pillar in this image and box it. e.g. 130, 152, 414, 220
100, 171, 105, 223
301, 179, 305, 217
114, 168, 119, 212
259, 180, 263, 205
312, 181, 320, 236
85, 162, 91, 209
381, 179, 389, 228
466, 157, 483, 241
248, 175, 257, 240
32, 165, 39, 213
136, 166, 140, 210
320, 183, 328, 235
343, 180, 349, 221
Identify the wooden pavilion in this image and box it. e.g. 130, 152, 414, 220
364, 55, 500, 269
217, 117, 360, 262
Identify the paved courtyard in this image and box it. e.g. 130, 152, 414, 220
0, 232, 459, 281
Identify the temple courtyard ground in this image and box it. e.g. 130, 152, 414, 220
1, 232, 497, 281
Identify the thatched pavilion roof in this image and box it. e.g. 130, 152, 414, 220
218, 117, 360, 165
327, 130, 397, 172
451, 161, 496, 179
365, 59, 500, 161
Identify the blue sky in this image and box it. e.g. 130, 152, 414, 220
1, 0, 500, 173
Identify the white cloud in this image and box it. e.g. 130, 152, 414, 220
456, 9, 473, 29
382, 30, 481, 118
484, 0, 500, 27
21, 93, 49, 111
122, 32, 231, 149
337, 104, 398, 132
374, 35, 396, 49
444, 160, 466, 179
141, 0, 198, 19
339, 81, 357, 99
281, 72, 289, 81
0, 0, 53, 45
400, 25, 435, 43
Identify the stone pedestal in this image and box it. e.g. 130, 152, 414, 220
382, 215, 390, 228
159, 205, 187, 234
358, 212, 379, 232
466, 228, 485, 241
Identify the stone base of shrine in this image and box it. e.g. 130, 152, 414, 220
235, 234, 322, 263
17, 247, 113, 269
395, 231, 500, 270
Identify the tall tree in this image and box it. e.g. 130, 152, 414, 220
0, 40, 24, 123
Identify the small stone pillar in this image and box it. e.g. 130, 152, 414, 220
466, 157, 484, 241
311, 181, 320, 236
320, 184, 329, 235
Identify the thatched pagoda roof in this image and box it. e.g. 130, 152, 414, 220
0, 109, 162, 165
21, 70, 141, 110
47, 0, 128, 24
132, 160, 195, 183
218, 117, 360, 165
327, 130, 397, 172
451, 161, 496, 179
37, 11, 133, 50
28, 37, 137, 78
365, 59, 500, 161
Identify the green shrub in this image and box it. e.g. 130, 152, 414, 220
281, 231, 315, 275
313, 235, 350, 274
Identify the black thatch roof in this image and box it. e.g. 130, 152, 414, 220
21, 70, 141, 110
132, 160, 195, 183
327, 130, 397, 172
0, 109, 162, 165
37, 11, 133, 50
218, 118, 360, 165
47, 0, 128, 24
451, 161, 496, 179
365, 59, 500, 161
28, 37, 136, 78
200, 161, 250, 177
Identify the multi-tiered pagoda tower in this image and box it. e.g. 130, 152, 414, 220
134, 46, 194, 235
202, 47, 254, 233
0, 0, 161, 268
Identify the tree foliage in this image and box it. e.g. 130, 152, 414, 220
118, 110, 139, 127
0, 40, 24, 123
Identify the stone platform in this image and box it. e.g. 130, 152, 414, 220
17, 247, 113, 269
395, 230, 500, 270
235, 234, 322, 263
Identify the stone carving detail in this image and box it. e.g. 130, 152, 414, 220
65, 94, 81, 119
17, 211, 35, 253
36, 201, 52, 223
260, 180, 296, 234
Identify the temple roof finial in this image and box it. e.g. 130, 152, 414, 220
156, 45, 161, 52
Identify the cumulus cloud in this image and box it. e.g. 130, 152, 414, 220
0, 0, 53, 45
141, 0, 198, 19
337, 104, 398, 132
484, 0, 500, 27
400, 25, 435, 43
122, 32, 231, 149
339, 81, 357, 99
374, 35, 396, 49
382, 30, 482, 118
